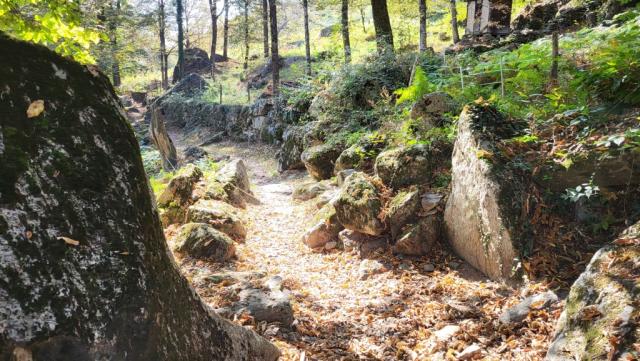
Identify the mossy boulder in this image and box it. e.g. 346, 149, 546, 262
302, 203, 344, 248
546, 221, 640, 361
392, 216, 439, 256
386, 188, 422, 239
0, 33, 277, 359
444, 104, 526, 282
301, 143, 345, 180
157, 164, 203, 207
374, 144, 434, 189
174, 223, 236, 261
217, 159, 253, 208
334, 135, 387, 174
333, 172, 385, 236
292, 181, 331, 201
187, 199, 247, 241
276, 125, 306, 172
410, 92, 455, 129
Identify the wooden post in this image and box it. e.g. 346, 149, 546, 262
219, 84, 222, 104
459, 64, 465, 89
550, 32, 559, 86
499, 57, 505, 97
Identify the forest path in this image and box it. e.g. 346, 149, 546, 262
172, 139, 556, 360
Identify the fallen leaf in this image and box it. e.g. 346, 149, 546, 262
25, 230, 32, 239
579, 305, 602, 321
58, 236, 80, 246
26, 100, 45, 118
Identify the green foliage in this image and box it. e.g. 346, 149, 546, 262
394, 66, 436, 105
562, 182, 600, 202
0, 0, 103, 63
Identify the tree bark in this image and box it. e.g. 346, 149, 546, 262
360, 6, 366, 32
262, 0, 270, 58
450, 0, 460, 43
158, 0, 169, 89
419, 0, 427, 52
0, 32, 280, 361
109, 0, 121, 87
342, 0, 352, 63
208, 0, 218, 77
176, 0, 185, 82
223, 0, 229, 59
269, 0, 279, 115
244, 0, 250, 70
303, 0, 312, 75
370, 0, 394, 54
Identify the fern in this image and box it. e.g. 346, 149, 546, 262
395, 66, 435, 105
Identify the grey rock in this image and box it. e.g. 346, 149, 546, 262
499, 291, 558, 324
336, 169, 356, 187
301, 143, 344, 180
387, 189, 421, 239
292, 181, 330, 201
392, 216, 439, 256
174, 223, 236, 261
374, 144, 435, 189
333, 172, 385, 236
187, 199, 247, 241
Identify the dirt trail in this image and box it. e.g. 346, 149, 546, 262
173, 140, 558, 360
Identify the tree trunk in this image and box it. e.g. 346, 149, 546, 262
450, 0, 460, 43
0, 32, 280, 361
419, 0, 427, 52
158, 0, 168, 89
223, 0, 229, 59
176, 0, 185, 82
262, 0, 270, 58
244, 0, 250, 70
370, 0, 394, 54
208, 0, 217, 77
109, 0, 121, 87
269, 0, 279, 115
342, 0, 352, 63
360, 6, 366, 32
303, 0, 312, 75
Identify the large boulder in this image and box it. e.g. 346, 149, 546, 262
546, 221, 640, 361
173, 223, 236, 261
0, 34, 278, 359
217, 159, 254, 208
157, 164, 203, 207
302, 203, 344, 249
334, 134, 387, 174
444, 104, 526, 281
187, 199, 247, 241
277, 125, 306, 172
391, 216, 439, 256
301, 143, 345, 180
333, 172, 385, 236
386, 188, 422, 239
292, 181, 331, 201
374, 144, 437, 189
172, 47, 212, 83
410, 92, 455, 128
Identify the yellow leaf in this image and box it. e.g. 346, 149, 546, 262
27, 100, 45, 118
476, 149, 494, 160
58, 236, 80, 246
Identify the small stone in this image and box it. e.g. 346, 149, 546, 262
457, 344, 482, 360
499, 291, 558, 324
423, 263, 435, 272
434, 325, 460, 342
324, 241, 337, 250
449, 261, 461, 269
399, 262, 412, 271
358, 259, 387, 280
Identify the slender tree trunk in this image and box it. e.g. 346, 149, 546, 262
184, 0, 190, 48
341, 0, 351, 63
223, 0, 229, 59
176, 0, 185, 82
208, 0, 217, 77
158, 0, 168, 89
244, 0, 250, 70
303, 0, 312, 75
109, 0, 121, 87
360, 6, 366, 32
450, 0, 460, 43
262, 0, 269, 58
269, 0, 279, 115
419, 0, 427, 52
370, 0, 394, 54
